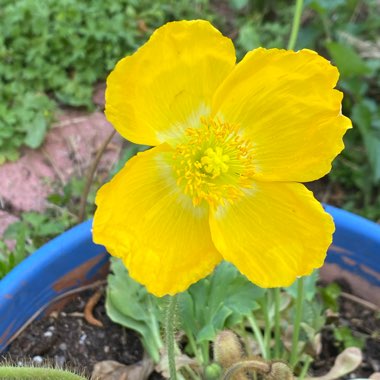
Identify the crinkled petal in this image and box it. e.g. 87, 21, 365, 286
212, 48, 352, 182
209, 181, 334, 288
93, 145, 222, 296
105, 20, 235, 146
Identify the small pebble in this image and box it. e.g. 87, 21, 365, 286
43, 331, 53, 338
59, 343, 67, 351
104, 345, 109, 353
33, 356, 43, 364
55, 355, 65, 368
48, 325, 55, 331
79, 333, 87, 344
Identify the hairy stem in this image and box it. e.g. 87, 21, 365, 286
165, 295, 178, 380
273, 287, 281, 358
290, 277, 304, 368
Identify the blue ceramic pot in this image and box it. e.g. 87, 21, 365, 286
0, 206, 379, 352
0, 220, 108, 352
321, 205, 380, 306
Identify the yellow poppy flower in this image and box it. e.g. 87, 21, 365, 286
93, 20, 351, 297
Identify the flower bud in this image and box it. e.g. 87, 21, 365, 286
214, 330, 243, 370
204, 363, 222, 380
267, 361, 294, 380
214, 330, 249, 380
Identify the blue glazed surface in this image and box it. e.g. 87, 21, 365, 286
0, 206, 379, 352
324, 205, 380, 287
0, 220, 108, 352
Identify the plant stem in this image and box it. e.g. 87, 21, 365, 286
262, 294, 272, 360
287, 0, 304, 50
247, 315, 268, 360
187, 330, 203, 365
182, 365, 199, 380
201, 341, 210, 366
273, 287, 281, 358
290, 277, 304, 368
78, 129, 116, 223
298, 355, 313, 379
165, 295, 178, 380
0, 367, 86, 380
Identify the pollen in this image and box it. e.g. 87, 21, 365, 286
173, 117, 255, 207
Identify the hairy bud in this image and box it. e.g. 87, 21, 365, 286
214, 330, 248, 380
266, 361, 294, 380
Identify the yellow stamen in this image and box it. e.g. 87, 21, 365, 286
173, 118, 255, 207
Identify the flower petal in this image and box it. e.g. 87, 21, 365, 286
106, 20, 235, 146
212, 48, 352, 182
209, 182, 334, 288
93, 145, 222, 296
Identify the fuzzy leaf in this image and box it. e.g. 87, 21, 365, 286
178, 261, 265, 343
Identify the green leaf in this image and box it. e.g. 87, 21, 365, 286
237, 22, 261, 52
229, 0, 249, 10
178, 261, 265, 343
320, 282, 341, 312
351, 99, 380, 182
326, 41, 371, 77
334, 326, 365, 349
24, 114, 47, 149
105, 259, 163, 363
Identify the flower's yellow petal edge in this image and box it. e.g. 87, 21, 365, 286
209, 181, 334, 288
105, 20, 236, 147
213, 48, 352, 182
93, 145, 222, 296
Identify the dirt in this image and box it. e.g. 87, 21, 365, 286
2, 286, 379, 379
312, 294, 380, 379
1, 288, 162, 379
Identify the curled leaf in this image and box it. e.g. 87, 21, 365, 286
305, 347, 362, 380
91, 356, 154, 380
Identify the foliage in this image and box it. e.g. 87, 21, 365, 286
106, 258, 164, 363
106, 259, 333, 375
0, 225, 27, 279
320, 282, 342, 312
179, 261, 265, 345
0, 0, 212, 162
334, 325, 365, 349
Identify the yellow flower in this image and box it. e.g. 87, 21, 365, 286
93, 20, 351, 297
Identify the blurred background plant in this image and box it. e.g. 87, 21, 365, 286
0, 0, 379, 276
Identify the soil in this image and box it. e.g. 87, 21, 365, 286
312, 291, 380, 379
2, 286, 379, 380
1, 289, 146, 378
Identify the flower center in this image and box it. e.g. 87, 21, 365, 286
201, 147, 230, 178
173, 117, 255, 207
